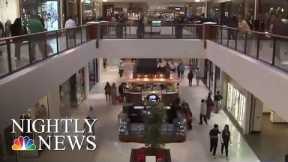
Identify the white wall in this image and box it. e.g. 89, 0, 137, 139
207, 41, 288, 122
0, 40, 97, 130
98, 39, 205, 58
0, 0, 19, 23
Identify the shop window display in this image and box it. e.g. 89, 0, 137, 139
227, 83, 247, 129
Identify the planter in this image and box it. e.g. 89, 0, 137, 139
130, 147, 171, 162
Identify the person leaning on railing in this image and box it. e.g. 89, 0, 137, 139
10, 18, 26, 61
25, 16, 48, 61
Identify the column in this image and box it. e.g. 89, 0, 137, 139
84, 65, 90, 98
47, 87, 61, 119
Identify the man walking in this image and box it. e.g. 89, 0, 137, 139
209, 124, 221, 158
199, 99, 207, 125
187, 69, 194, 87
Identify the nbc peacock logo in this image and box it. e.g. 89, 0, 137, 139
12, 136, 36, 151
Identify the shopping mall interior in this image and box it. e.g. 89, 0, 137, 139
0, 0, 288, 162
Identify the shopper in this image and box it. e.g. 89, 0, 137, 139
10, 18, 25, 60
206, 92, 214, 120
214, 91, 223, 113
111, 83, 117, 105
118, 83, 125, 103
221, 125, 231, 159
199, 99, 207, 125
187, 69, 194, 87
137, 15, 144, 38
209, 124, 221, 158
103, 58, 107, 69
104, 82, 111, 102
26, 16, 48, 61
65, 16, 77, 48
65, 16, 77, 29
119, 61, 124, 78
181, 100, 192, 130
4, 20, 11, 37
177, 62, 185, 79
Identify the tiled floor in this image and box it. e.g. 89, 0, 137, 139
16, 63, 260, 162
246, 114, 288, 162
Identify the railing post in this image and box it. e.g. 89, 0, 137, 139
256, 35, 260, 59
56, 31, 59, 54
235, 30, 238, 50
227, 29, 230, 47
28, 39, 34, 64
220, 26, 223, 44
65, 30, 69, 49
80, 27, 83, 44
272, 38, 276, 65
44, 33, 48, 59
96, 23, 100, 48
73, 28, 76, 47
244, 33, 248, 55
203, 24, 206, 49
6, 39, 13, 73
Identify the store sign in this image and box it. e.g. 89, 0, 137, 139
11, 119, 97, 151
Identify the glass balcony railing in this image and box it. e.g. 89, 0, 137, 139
1, 22, 288, 80
211, 25, 288, 73
0, 25, 89, 79
100, 23, 203, 39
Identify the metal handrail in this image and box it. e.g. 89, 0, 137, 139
0, 25, 89, 42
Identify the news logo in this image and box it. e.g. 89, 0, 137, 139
12, 136, 36, 151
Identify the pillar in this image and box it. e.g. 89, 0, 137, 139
47, 87, 61, 119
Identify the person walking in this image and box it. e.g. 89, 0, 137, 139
187, 69, 194, 87
65, 16, 77, 48
221, 125, 231, 159
206, 92, 214, 120
118, 83, 125, 103
26, 16, 47, 61
199, 99, 207, 125
104, 82, 111, 102
111, 83, 117, 105
209, 124, 221, 158
181, 100, 192, 130
177, 62, 185, 79
10, 18, 25, 60
214, 91, 223, 113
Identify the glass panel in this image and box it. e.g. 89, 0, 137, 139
58, 30, 67, 52
258, 36, 273, 64
246, 33, 258, 58
47, 32, 58, 56
82, 27, 87, 42
237, 32, 246, 53
10, 38, 30, 70
28, 34, 47, 63
0, 41, 9, 76
76, 28, 82, 45
274, 38, 288, 71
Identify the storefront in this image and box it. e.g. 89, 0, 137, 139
204, 60, 221, 96
76, 68, 86, 104
82, 0, 102, 23
88, 58, 99, 90
226, 82, 248, 129
221, 74, 261, 134
1, 95, 50, 161
20, 0, 60, 31
0, 0, 20, 24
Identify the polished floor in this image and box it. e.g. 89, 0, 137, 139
246, 114, 288, 162
16, 63, 260, 162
